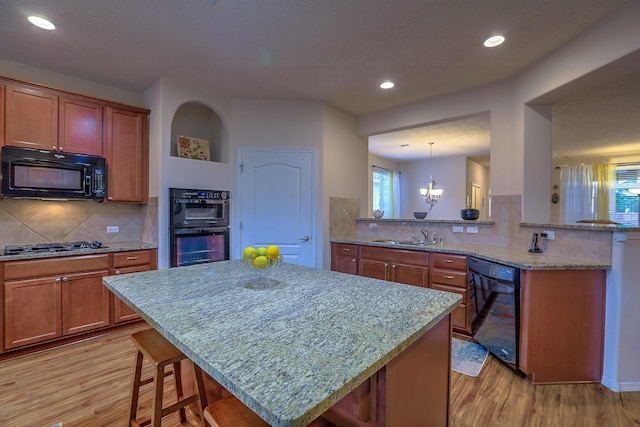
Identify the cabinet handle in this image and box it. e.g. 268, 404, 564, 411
445, 259, 454, 263
108, 196, 113, 200
443, 275, 454, 279
342, 248, 350, 251
126, 256, 139, 260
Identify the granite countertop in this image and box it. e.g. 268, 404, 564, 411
0, 241, 158, 262
102, 260, 461, 427
332, 237, 610, 270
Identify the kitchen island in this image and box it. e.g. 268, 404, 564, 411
103, 260, 461, 426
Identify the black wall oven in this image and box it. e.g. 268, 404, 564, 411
169, 188, 230, 267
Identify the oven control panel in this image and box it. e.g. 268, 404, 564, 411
169, 188, 229, 200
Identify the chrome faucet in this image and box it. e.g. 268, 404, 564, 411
420, 229, 436, 245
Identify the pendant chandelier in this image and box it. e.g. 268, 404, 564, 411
419, 142, 444, 210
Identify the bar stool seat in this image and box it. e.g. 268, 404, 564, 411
129, 328, 208, 427
204, 396, 269, 427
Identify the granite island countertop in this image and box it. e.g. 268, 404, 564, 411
332, 237, 610, 270
0, 241, 158, 262
102, 260, 461, 427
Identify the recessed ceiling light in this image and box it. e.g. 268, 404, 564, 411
28, 16, 56, 30
484, 35, 505, 47
380, 81, 395, 89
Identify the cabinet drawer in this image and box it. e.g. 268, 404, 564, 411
360, 246, 428, 266
113, 250, 152, 268
431, 268, 467, 288
4, 254, 110, 281
431, 253, 467, 271
431, 283, 467, 329
333, 243, 358, 256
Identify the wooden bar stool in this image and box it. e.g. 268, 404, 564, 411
204, 396, 269, 427
128, 328, 208, 427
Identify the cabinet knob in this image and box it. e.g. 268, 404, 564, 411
108, 196, 113, 200
52, 145, 57, 151
115, 270, 121, 275
62, 276, 69, 282
55, 277, 61, 283
58, 146, 63, 152
352, 259, 356, 262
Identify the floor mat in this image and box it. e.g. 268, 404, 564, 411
451, 338, 489, 377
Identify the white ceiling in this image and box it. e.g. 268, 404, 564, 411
0, 0, 635, 162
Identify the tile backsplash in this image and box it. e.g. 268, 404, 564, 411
0, 198, 155, 247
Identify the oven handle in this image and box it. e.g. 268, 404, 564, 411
172, 227, 229, 235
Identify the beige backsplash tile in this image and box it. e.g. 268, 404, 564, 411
330, 197, 360, 239
0, 199, 145, 247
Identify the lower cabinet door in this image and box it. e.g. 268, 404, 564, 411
358, 259, 389, 280
392, 263, 428, 287
112, 264, 151, 323
62, 270, 111, 335
4, 277, 62, 349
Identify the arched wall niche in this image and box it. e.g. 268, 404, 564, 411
170, 101, 227, 163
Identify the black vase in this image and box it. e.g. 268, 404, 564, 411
460, 208, 479, 220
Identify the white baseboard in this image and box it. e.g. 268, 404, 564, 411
602, 376, 640, 392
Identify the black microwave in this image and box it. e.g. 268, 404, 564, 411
1, 146, 107, 200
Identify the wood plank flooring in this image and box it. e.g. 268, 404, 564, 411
0, 326, 639, 426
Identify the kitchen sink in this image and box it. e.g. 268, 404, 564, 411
372, 239, 423, 246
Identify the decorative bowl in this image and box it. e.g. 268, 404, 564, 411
413, 211, 428, 219
460, 208, 480, 220
372, 209, 384, 219
242, 256, 283, 289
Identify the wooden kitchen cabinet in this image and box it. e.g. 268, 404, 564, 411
429, 252, 471, 333
519, 269, 606, 384
111, 249, 157, 323
105, 107, 149, 203
4, 276, 62, 350
358, 245, 429, 287
3, 254, 110, 350
331, 243, 358, 275
4, 83, 58, 151
59, 96, 103, 156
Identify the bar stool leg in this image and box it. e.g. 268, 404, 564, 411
128, 349, 144, 425
173, 362, 187, 423
152, 364, 165, 427
192, 364, 209, 422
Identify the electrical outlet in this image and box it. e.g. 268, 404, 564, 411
107, 226, 119, 233
452, 225, 464, 233
466, 226, 478, 234
543, 230, 555, 240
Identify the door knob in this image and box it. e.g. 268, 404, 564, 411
299, 235, 311, 241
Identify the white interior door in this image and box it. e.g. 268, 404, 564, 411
239, 147, 316, 267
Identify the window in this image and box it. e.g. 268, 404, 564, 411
610, 165, 640, 225
372, 166, 394, 217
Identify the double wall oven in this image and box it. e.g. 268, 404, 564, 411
169, 188, 230, 267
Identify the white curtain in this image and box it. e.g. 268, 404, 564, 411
392, 170, 401, 218
560, 164, 593, 223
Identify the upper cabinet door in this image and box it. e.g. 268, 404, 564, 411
105, 107, 149, 203
4, 84, 58, 151
59, 96, 103, 156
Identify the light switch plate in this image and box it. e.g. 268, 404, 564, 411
466, 226, 478, 234
543, 230, 555, 240
452, 226, 463, 233
107, 226, 119, 233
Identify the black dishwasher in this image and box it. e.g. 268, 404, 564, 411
468, 257, 524, 376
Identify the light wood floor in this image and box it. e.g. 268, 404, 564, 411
0, 326, 639, 427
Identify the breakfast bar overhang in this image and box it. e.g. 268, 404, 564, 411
103, 260, 461, 426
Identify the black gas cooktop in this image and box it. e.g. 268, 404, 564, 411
3, 241, 104, 256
